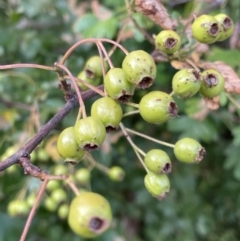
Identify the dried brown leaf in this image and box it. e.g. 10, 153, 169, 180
198, 61, 240, 94
134, 0, 174, 30
171, 60, 192, 70
203, 96, 220, 110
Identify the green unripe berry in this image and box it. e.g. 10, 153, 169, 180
68, 192, 112, 238
91, 97, 123, 132
108, 166, 125, 182
74, 116, 106, 151
122, 50, 157, 89
174, 137, 206, 163
191, 14, 221, 44
104, 68, 135, 102
44, 197, 58, 212
84, 56, 108, 79
37, 148, 49, 162
58, 204, 69, 219
139, 91, 178, 124
214, 14, 234, 41
75, 168, 91, 184
172, 69, 202, 99
46, 180, 61, 192
51, 188, 68, 204
200, 69, 225, 98
144, 172, 170, 200
57, 127, 85, 164
53, 164, 68, 175
77, 70, 101, 91
144, 149, 172, 174
155, 30, 181, 54
7, 200, 30, 216
26, 193, 37, 207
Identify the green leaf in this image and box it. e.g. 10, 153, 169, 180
83, 17, 118, 39
167, 116, 218, 142
232, 126, 240, 146
206, 47, 240, 68
72, 13, 98, 34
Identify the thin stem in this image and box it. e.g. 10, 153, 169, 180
85, 152, 109, 174
169, 91, 175, 97
126, 128, 175, 148
20, 178, 49, 241
60, 38, 129, 65
55, 63, 87, 118
0, 63, 54, 71
123, 110, 140, 118
125, 102, 139, 108
185, 58, 200, 71
65, 178, 80, 196
97, 40, 114, 69
71, 76, 105, 96
226, 93, 240, 109
119, 123, 148, 172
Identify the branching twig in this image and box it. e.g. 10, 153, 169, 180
0, 86, 103, 172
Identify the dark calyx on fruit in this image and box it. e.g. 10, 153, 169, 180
205, 74, 218, 87
192, 70, 201, 80
165, 38, 178, 49
162, 163, 172, 174
85, 69, 95, 78
157, 192, 168, 201
223, 17, 233, 29
208, 23, 220, 36
118, 91, 132, 103
196, 147, 206, 163
106, 125, 118, 133
84, 143, 99, 151
169, 101, 179, 117
89, 217, 107, 232
138, 76, 154, 89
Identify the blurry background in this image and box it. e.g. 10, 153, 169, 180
0, 0, 240, 240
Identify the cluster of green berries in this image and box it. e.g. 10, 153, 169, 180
77, 56, 108, 90
192, 13, 234, 44
172, 68, 225, 99
154, 14, 234, 56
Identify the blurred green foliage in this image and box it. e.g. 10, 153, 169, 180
0, 0, 240, 241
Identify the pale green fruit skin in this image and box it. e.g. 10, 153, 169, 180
174, 137, 205, 163
46, 180, 61, 192
44, 197, 58, 212
191, 14, 221, 44
104, 68, 135, 102
51, 188, 68, 204
26, 193, 37, 207
58, 204, 69, 219
144, 149, 171, 174
84, 56, 108, 78
122, 50, 157, 88
91, 97, 123, 131
144, 172, 170, 200
77, 70, 101, 90
108, 166, 125, 182
57, 127, 85, 161
75, 168, 91, 184
74, 116, 106, 150
7, 200, 30, 216
68, 192, 112, 238
172, 69, 202, 99
155, 30, 181, 54
214, 14, 234, 41
200, 69, 225, 98
139, 91, 178, 124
